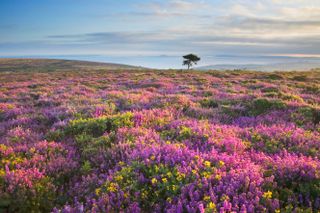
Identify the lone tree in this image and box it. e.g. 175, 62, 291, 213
183, 54, 201, 70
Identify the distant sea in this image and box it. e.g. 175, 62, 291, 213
1, 54, 320, 70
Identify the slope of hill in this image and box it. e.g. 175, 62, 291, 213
0, 58, 144, 72
0, 61, 319, 212
199, 61, 320, 71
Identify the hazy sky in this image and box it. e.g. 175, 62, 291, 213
1, 0, 320, 64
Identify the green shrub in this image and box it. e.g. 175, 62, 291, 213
199, 99, 219, 108
221, 105, 243, 118
45, 130, 65, 141
160, 129, 176, 140
248, 98, 286, 116
264, 92, 278, 98
251, 132, 284, 153
203, 91, 213, 97
265, 74, 283, 80
291, 107, 320, 127
75, 132, 114, 148
312, 109, 320, 127
292, 75, 307, 81
81, 161, 92, 174
66, 112, 134, 137
261, 87, 279, 93
278, 92, 304, 102
303, 85, 319, 94
0, 177, 56, 213
68, 117, 106, 136
178, 126, 193, 140
271, 177, 320, 212
75, 132, 116, 158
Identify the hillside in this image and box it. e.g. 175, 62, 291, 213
199, 61, 320, 72
0, 58, 144, 72
0, 62, 319, 212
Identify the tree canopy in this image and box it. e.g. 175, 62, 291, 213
183, 54, 201, 70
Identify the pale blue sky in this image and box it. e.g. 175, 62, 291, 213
1, 0, 320, 68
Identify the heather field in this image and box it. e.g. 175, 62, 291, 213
0, 66, 320, 212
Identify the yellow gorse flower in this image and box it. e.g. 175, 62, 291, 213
215, 174, 222, 180
204, 161, 211, 168
203, 195, 211, 202
151, 178, 158, 184
208, 202, 216, 210
202, 171, 211, 179
115, 175, 123, 182
124, 192, 129, 198
141, 190, 148, 199
0, 144, 7, 151
221, 194, 229, 201
172, 185, 177, 191
218, 160, 225, 167
263, 191, 272, 199
95, 188, 101, 195
176, 172, 186, 181
107, 183, 117, 192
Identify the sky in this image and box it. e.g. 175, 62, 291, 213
1, 0, 320, 68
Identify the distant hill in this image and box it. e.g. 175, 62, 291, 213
0, 58, 145, 72
198, 61, 320, 71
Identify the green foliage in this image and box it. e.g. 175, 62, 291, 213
96, 161, 194, 210
66, 112, 134, 137
199, 99, 219, 108
302, 85, 319, 94
261, 87, 279, 93
81, 161, 92, 174
203, 91, 213, 97
182, 54, 201, 69
248, 98, 286, 116
45, 129, 65, 142
312, 109, 320, 127
264, 74, 283, 80
159, 129, 176, 141
220, 104, 244, 119
67, 117, 109, 137
278, 92, 304, 102
0, 177, 56, 213
292, 75, 307, 81
291, 107, 320, 127
272, 179, 320, 212
251, 132, 284, 153
75, 133, 116, 162
178, 126, 193, 140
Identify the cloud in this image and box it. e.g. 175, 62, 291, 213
2, 0, 320, 59
216, 15, 320, 34
43, 25, 320, 55
141, 0, 207, 11
206, 1, 320, 44
137, 0, 211, 17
